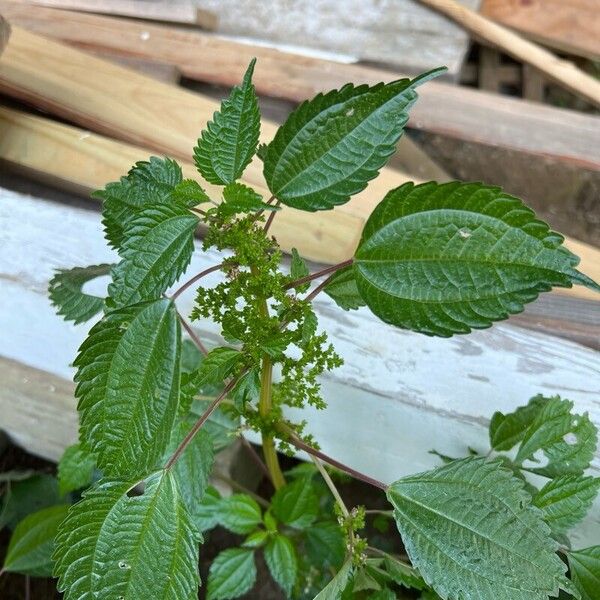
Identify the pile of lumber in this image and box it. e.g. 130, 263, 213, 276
0, 2, 599, 538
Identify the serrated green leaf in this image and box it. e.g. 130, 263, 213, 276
180, 347, 243, 413
166, 419, 214, 520
54, 471, 200, 600
314, 559, 354, 599
290, 248, 310, 292
0, 474, 62, 530
324, 266, 366, 310
256, 143, 268, 162
305, 521, 345, 570
354, 564, 381, 592
207, 547, 256, 600
271, 478, 319, 529
259, 332, 294, 358
568, 546, 600, 600
194, 486, 222, 532
515, 395, 597, 477
387, 457, 574, 600
354, 181, 599, 337
230, 367, 261, 411
171, 178, 211, 207
3, 504, 70, 576
218, 494, 262, 534
382, 554, 427, 590
264, 535, 298, 596
57, 443, 96, 496
218, 182, 278, 217
263, 69, 444, 211
181, 338, 204, 373
48, 264, 112, 325
95, 156, 183, 250
74, 299, 180, 476
533, 475, 600, 535
242, 530, 268, 548
489, 395, 547, 451
194, 59, 260, 185
108, 203, 198, 308
190, 400, 240, 451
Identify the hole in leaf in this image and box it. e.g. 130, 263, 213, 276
126, 481, 146, 497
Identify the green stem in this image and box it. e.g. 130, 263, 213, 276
310, 454, 349, 518
258, 354, 286, 489
253, 265, 286, 490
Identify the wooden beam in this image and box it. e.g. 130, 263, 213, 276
417, 0, 600, 108
1, 106, 598, 301
16, 0, 218, 29
89, 50, 181, 83
0, 107, 372, 265
1, 3, 598, 171
0, 355, 77, 462
481, 0, 600, 61
510, 295, 600, 351
1, 189, 598, 547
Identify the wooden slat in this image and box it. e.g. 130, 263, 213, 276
1, 3, 598, 171
481, 0, 600, 61
90, 50, 181, 83
418, 0, 600, 108
1, 188, 599, 547
511, 295, 600, 351
18, 0, 217, 29
0, 355, 77, 461
2, 106, 599, 302
166, 0, 480, 78
0, 106, 372, 265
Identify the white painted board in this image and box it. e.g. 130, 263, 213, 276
1, 187, 599, 546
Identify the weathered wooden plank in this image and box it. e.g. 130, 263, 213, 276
0, 107, 370, 265
90, 50, 181, 83
481, 0, 600, 60
193, 0, 480, 78
0, 356, 77, 461
511, 295, 600, 351
2, 106, 598, 302
2, 2, 597, 172
1, 188, 598, 545
0, 26, 424, 224
18, 0, 217, 28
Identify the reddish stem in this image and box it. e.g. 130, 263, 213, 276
286, 434, 387, 491
171, 263, 224, 301
178, 314, 208, 356
284, 258, 353, 291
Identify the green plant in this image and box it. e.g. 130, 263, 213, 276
2, 59, 599, 599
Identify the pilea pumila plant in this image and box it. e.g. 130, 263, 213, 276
3, 59, 599, 599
